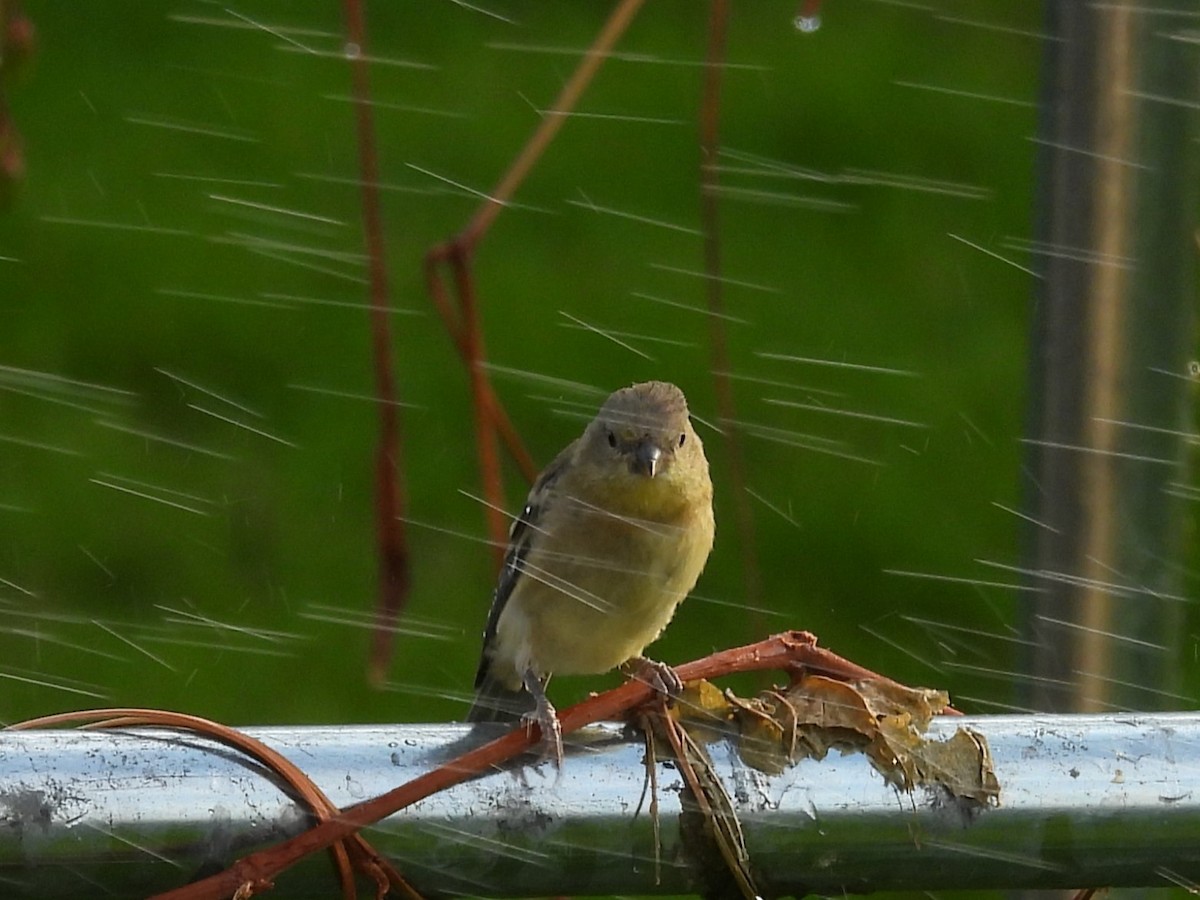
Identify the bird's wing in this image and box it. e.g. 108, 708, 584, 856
473, 439, 577, 689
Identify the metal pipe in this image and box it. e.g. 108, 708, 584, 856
2, 714, 1199, 897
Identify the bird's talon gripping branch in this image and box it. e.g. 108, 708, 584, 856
521, 669, 564, 766
623, 656, 684, 698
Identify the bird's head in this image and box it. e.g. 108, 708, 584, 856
580, 380, 704, 485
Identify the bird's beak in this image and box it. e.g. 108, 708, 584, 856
631, 440, 662, 478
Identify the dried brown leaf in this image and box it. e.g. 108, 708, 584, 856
699, 674, 997, 807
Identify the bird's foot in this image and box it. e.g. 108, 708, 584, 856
521, 670, 564, 767
623, 655, 684, 699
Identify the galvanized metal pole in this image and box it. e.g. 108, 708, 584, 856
2, 714, 1199, 898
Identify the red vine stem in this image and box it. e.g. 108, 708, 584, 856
423, 0, 646, 566
152, 631, 955, 900
341, 0, 411, 684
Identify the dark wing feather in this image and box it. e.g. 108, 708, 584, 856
472, 441, 576, 690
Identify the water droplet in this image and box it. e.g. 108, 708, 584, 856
343, 41, 361, 60
794, 14, 821, 33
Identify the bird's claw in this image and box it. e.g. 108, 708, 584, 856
522, 703, 563, 768
521, 674, 564, 767
624, 656, 684, 699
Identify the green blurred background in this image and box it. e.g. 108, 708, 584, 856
0, 0, 1120, 734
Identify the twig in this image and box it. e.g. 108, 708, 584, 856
8, 709, 422, 900
149, 630, 858, 899
340, 0, 411, 685
423, 0, 646, 565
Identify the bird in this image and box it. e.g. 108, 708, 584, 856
467, 380, 715, 763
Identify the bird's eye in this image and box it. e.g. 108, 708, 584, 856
606, 430, 617, 448
678, 433, 687, 447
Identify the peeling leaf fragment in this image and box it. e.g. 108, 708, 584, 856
674, 674, 999, 806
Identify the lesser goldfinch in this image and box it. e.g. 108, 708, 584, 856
467, 381, 715, 762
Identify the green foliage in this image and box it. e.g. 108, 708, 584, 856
1, 2, 1045, 726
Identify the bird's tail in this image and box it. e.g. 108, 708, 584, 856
467, 669, 536, 724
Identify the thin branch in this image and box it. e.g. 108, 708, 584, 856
423, 0, 646, 565
341, 0, 411, 684
152, 629, 920, 900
